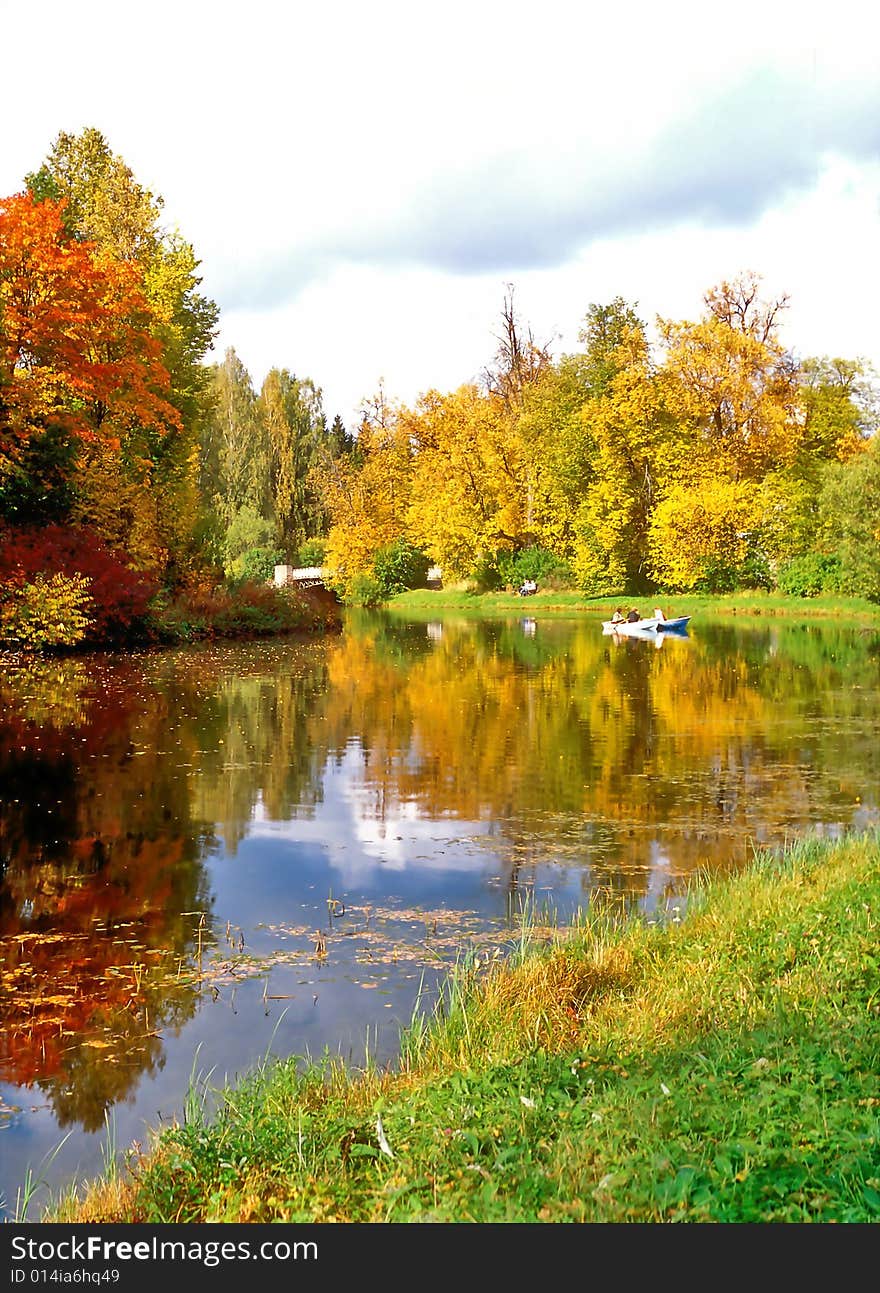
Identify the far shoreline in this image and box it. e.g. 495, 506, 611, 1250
378, 586, 880, 625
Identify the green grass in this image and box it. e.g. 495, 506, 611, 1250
385, 587, 880, 623
51, 833, 880, 1223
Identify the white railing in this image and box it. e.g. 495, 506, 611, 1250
274, 565, 325, 586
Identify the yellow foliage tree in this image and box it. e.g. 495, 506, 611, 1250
318, 388, 413, 596
646, 477, 767, 590
571, 329, 685, 593
660, 274, 803, 482
516, 357, 596, 562
404, 385, 530, 579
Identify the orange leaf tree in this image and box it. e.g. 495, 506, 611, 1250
0, 190, 181, 527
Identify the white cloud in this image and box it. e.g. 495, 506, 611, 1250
248, 742, 495, 885
2, 0, 879, 426
217, 157, 880, 424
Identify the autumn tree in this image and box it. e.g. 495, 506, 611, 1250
659, 273, 802, 482
317, 385, 414, 595
28, 128, 159, 262
30, 129, 217, 429
799, 356, 878, 464
0, 191, 181, 537
405, 385, 530, 579
647, 478, 770, 591
26, 128, 218, 578
632, 274, 808, 590
561, 303, 685, 592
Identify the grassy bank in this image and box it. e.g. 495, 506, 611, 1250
385, 588, 880, 624
49, 833, 880, 1223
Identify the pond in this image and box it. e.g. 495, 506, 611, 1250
1, 610, 878, 1216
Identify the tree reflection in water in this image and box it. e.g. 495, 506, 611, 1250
1, 617, 878, 1139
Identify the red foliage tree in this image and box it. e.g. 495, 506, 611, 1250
0, 190, 181, 480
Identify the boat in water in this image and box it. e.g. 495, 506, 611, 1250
601, 614, 691, 637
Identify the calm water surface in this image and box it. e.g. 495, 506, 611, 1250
1, 610, 878, 1214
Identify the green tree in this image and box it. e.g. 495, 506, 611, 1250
817, 435, 880, 600
198, 348, 271, 531
0, 422, 77, 525
223, 504, 283, 582
327, 413, 355, 457
372, 536, 430, 598
517, 356, 596, 562
800, 356, 878, 463
258, 368, 326, 556
577, 297, 646, 397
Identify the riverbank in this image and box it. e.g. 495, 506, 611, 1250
46, 831, 880, 1223
147, 581, 342, 644
0, 582, 342, 659
385, 588, 880, 624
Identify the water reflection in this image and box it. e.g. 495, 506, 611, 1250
0, 657, 212, 1133
0, 614, 878, 1206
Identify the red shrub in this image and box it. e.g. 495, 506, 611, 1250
0, 524, 157, 643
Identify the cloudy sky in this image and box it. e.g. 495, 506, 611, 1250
2, 0, 878, 427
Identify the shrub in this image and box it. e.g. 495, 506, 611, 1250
468, 546, 574, 593
0, 573, 92, 650
496, 545, 574, 591
347, 572, 383, 607
223, 506, 277, 576
691, 557, 737, 594
296, 537, 327, 567
0, 524, 156, 644
210, 582, 293, 635
692, 549, 773, 594
372, 538, 430, 599
469, 554, 505, 593
146, 579, 330, 643
776, 553, 845, 597
228, 545, 284, 585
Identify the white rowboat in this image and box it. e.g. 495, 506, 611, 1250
601, 615, 691, 636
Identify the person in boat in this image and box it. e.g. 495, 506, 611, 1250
626, 608, 641, 623
653, 607, 666, 621
610, 607, 626, 624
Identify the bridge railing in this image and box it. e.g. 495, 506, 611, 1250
274, 564, 325, 588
